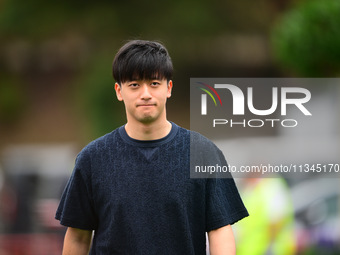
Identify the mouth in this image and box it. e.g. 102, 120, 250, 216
137, 104, 156, 107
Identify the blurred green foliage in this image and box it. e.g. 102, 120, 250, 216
0, 0, 221, 39
76, 53, 125, 139
0, 0, 277, 138
0, 77, 25, 123
0, 0, 272, 40
271, 0, 340, 76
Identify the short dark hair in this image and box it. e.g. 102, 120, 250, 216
112, 40, 173, 85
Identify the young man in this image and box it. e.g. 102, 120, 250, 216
56, 40, 248, 254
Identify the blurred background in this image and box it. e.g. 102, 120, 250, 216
0, 0, 339, 254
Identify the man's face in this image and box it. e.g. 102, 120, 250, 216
115, 79, 172, 124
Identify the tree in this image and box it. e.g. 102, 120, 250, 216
271, 0, 340, 76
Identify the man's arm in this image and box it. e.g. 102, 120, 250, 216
62, 227, 93, 255
208, 225, 236, 255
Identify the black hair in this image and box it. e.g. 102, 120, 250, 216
112, 40, 173, 85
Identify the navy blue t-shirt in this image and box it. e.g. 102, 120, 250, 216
56, 123, 248, 254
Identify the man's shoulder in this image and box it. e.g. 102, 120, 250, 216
189, 130, 218, 149
173, 123, 219, 152
80, 127, 121, 155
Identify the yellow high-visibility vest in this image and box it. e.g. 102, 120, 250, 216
234, 178, 296, 255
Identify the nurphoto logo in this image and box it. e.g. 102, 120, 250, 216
194, 80, 312, 128
190, 78, 340, 179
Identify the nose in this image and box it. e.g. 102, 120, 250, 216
140, 84, 152, 100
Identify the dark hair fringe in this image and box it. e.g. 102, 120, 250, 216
112, 40, 173, 84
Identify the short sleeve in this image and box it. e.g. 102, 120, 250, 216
55, 149, 98, 230
205, 150, 249, 232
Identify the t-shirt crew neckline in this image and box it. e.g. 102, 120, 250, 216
118, 122, 179, 147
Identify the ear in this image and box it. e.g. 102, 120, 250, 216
115, 83, 123, 101
167, 80, 173, 98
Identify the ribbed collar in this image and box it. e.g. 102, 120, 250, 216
118, 122, 179, 147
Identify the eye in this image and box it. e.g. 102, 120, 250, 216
128, 83, 139, 88
151, 81, 160, 87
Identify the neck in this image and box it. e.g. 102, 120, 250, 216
125, 119, 172, 140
